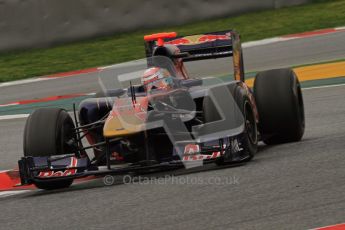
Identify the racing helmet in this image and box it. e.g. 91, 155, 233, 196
141, 67, 175, 92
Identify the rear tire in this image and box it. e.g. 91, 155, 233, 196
23, 108, 76, 190
254, 68, 305, 144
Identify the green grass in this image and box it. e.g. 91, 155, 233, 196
1, 0, 345, 82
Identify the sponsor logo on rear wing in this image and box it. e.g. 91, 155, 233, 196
144, 30, 235, 61
165, 33, 232, 46
144, 30, 245, 81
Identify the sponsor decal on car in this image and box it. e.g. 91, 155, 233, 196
184, 144, 200, 155
183, 152, 221, 161
166, 34, 231, 46
37, 157, 78, 178
230, 139, 243, 153
182, 138, 243, 161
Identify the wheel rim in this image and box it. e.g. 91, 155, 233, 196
296, 82, 305, 129
245, 102, 258, 144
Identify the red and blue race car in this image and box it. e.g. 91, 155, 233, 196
18, 30, 305, 190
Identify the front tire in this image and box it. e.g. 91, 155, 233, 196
34, 179, 73, 190
254, 68, 305, 144
23, 108, 76, 190
203, 86, 258, 165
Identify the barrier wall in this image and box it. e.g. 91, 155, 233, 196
0, 0, 309, 52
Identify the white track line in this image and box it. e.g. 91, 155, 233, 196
242, 37, 294, 48
303, 83, 345, 90
0, 103, 19, 107
335, 26, 345, 30
0, 190, 31, 198
0, 114, 29, 121
0, 77, 57, 88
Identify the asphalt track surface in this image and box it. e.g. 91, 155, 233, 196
0, 31, 345, 230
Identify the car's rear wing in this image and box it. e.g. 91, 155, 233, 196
144, 30, 245, 82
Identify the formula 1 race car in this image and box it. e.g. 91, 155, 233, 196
18, 30, 305, 190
